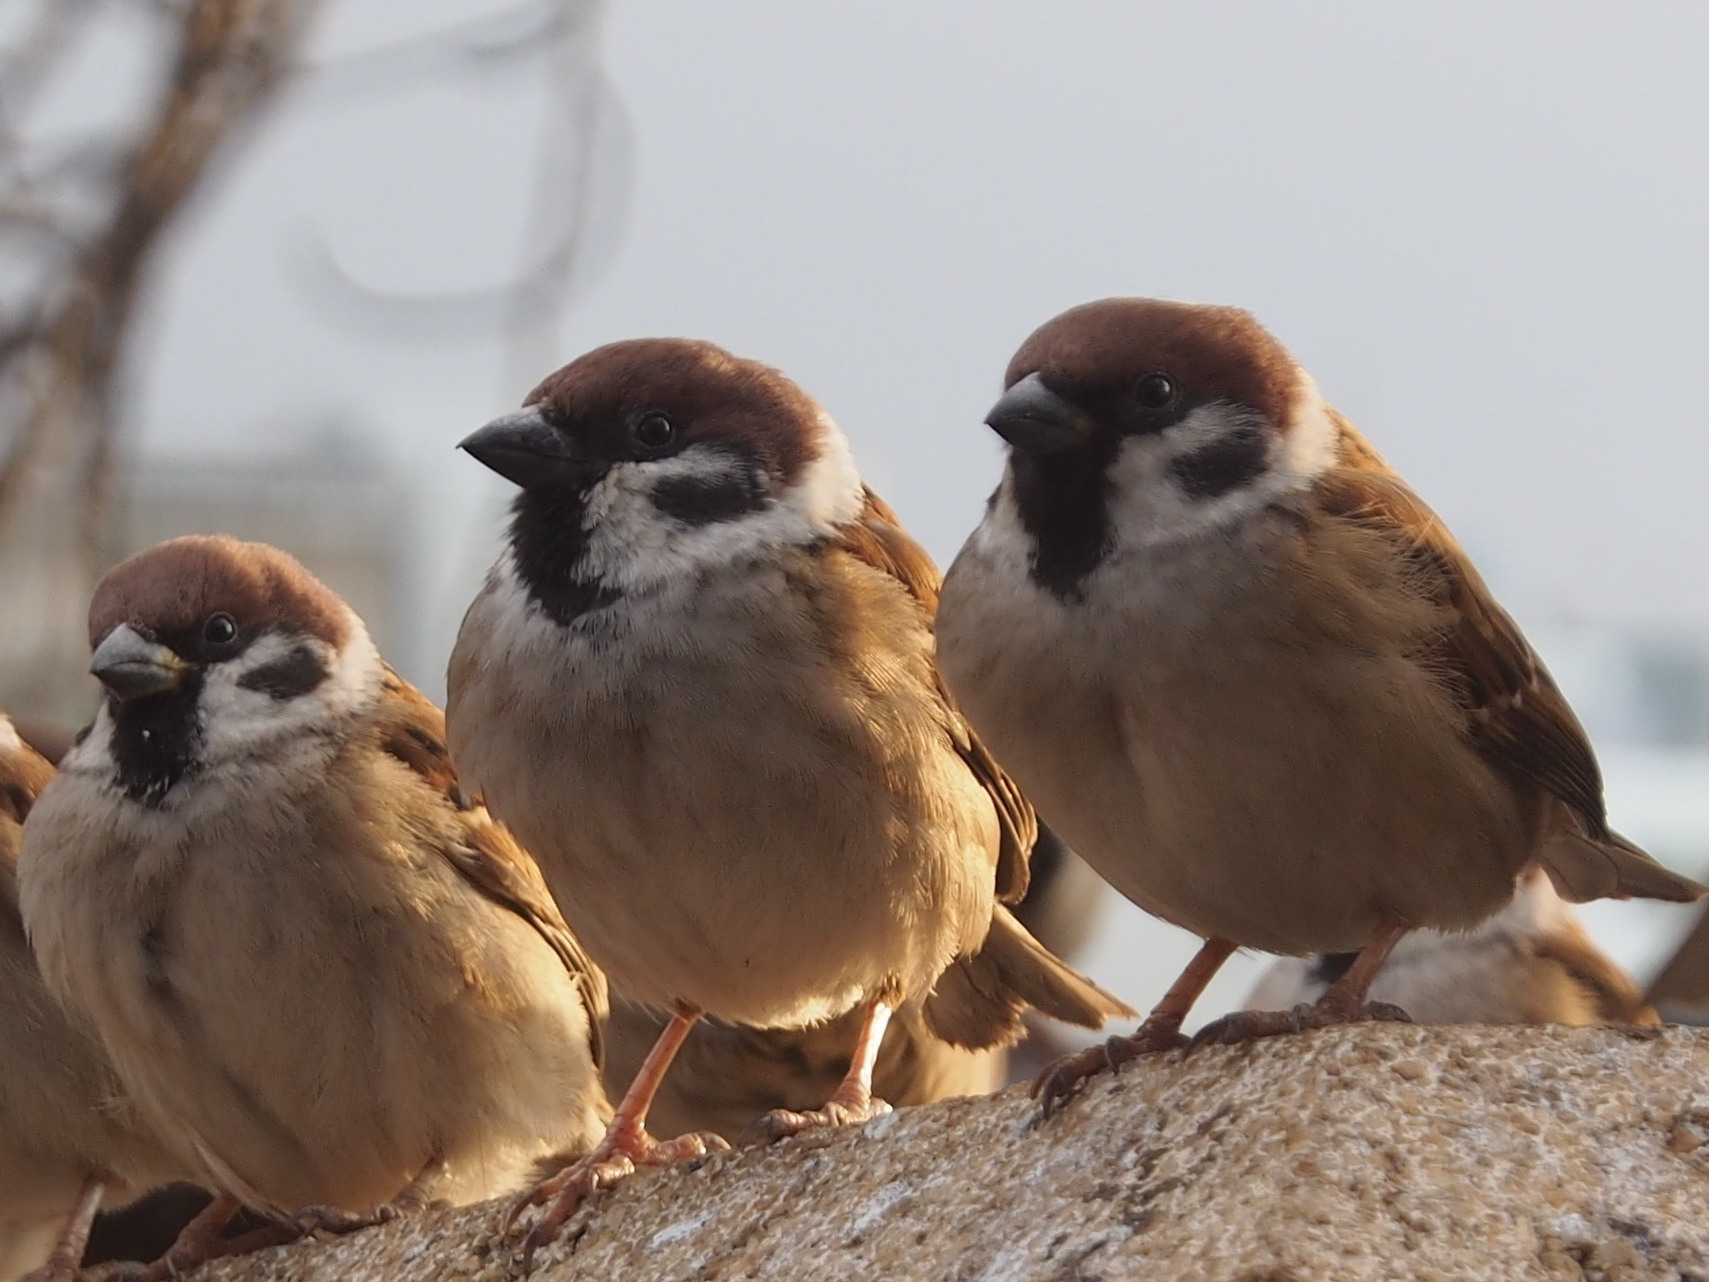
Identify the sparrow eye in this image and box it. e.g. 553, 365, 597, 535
632, 412, 676, 451
1135, 373, 1177, 410
202, 613, 238, 646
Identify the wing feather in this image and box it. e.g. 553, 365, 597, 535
828, 490, 1038, 902
372, 670, 609, 1064
1310, 431, 1609, 838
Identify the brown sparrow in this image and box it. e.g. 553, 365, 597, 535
448, 338, 1131, 1249
18, 536, 611, 1272
935, 297, 1702, 1111
0, 713, 186, 1281
1246, 867, 1655, 1026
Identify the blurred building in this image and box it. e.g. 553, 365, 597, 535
0, 421, 410, 731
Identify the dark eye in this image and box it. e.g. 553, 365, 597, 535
632, 411, 676, 451
1135, 373, 1176, 410
202, 613, 238, 646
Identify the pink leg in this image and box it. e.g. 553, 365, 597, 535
1190, 918, 1414, 1048
24, 1176, 103, 1281
1035, 937, 1235, 1118
748, 1001, 896, 1143
513, 1001, 730, 1263
293, 1153, 450, 1235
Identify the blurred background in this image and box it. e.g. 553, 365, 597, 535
1, 0, 1705, 1025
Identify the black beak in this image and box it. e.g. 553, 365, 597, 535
458, 408, 608, 489
91, 624, 193, 702
985, 373, 1094, 455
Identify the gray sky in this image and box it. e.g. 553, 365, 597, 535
132, 1, 1709, 640
62, 0, 1709, 1020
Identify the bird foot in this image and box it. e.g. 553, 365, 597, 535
22, 1255, 91, 1282
292, 1202, 400, 1236
22, 1245, 91, 1282
1032, 1021, 1189, 1120
746, 1094, 894, 1145
76, 1198, 295, 1282
1188, 999, 1413, 1050
510, 1126, 729, 1265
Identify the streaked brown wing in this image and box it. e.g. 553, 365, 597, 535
1312, 428, 1609, 839
373, 668, 464, 802
372, 670, 609, 1064
830, 488, 1038, 901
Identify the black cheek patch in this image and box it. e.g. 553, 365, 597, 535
236, 646, 329, 700
1168, 426, 1270, 501
651, 465, 768, 527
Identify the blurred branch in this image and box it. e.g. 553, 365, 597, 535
0, 0, 320, 557
304, 0, 573, 97
0, 0, 101, 165
292, 0, 621, 384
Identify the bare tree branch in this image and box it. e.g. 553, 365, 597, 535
0, 0, 321, 543
0, 0, 319, 720
302, 0, 571, 98
289, 0, 622, 381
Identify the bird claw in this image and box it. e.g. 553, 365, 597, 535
1031, 1023, 1188, 1121
511, 1128, 730, 1266
1188, 999, 1415, 1051
745, 1095, 893, 1145
292, 1202, 397, 1236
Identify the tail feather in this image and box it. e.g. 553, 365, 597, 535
923, 905, 1134, 1050
1539, 829, 1704, 905
1645, 905, 1709, 1011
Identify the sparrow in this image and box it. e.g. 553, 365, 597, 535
0, 713, 185, 1282
18, 536, 611, 1275
447, 337, 1132, 1248
934, 297, 1703, 1112
1245, 867, 1655, 1026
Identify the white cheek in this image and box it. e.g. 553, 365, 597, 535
1103, 402, 1307, 552
1281, 368, 1340, 482
576, 425, 864, 592
198, 616, 381, 767
0, 715, 20, 755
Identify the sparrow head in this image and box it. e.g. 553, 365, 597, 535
983, 298, 1341, 595
461, 338, 863, 624
82, 536, 381, 806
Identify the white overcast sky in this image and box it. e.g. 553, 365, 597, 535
39, 0, 1709, 1017
117, 0, 1709, 659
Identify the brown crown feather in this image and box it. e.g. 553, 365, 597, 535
1005, 297, 1306, 432
525, 338, 827, 489
89, 535, 350, 650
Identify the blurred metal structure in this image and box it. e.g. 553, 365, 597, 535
0, 0, 321, 722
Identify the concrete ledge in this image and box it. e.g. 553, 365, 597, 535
198, 1025, 1709, 1281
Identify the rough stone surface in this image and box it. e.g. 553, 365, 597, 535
195, 1025, 1709, 1282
